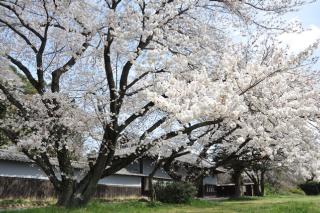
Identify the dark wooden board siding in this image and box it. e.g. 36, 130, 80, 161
96, 185, 141, 198
0, 176, 141, 199
0, 176, 55, 198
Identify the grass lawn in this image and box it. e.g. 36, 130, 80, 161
2, 196, 320, 213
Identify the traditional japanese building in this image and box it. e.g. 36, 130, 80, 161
0, 149, 254, 199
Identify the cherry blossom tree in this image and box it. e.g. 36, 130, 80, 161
0, 0, 318, 207
198, 42, 320, 197
153, 37, 320, 193
0, 62, 37, 147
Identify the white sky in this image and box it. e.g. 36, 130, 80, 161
279, 1, 320, 54
278, 25, 320, 52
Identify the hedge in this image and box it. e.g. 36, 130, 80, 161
154, 181, 197, 204
299, 181, 320, 195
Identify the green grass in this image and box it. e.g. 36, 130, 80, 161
2, 196, 320, 213
0, 198, 52, 209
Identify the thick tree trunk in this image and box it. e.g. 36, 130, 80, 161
55, 179, 99, 208
232, 170, 243, 198
149, 177, 156, 202
54, 134, 119, 208
260, 171, 265, 196
148, 160, 161, 202
53, 166, 101, 207
253, 183, 262, 196
57, 193, 93, 208
57, 193, 79, 208
196, 176, 204, 198
56, 179, 75, 207
55, 151, 113, 208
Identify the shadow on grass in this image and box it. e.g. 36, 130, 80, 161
225, 196, 261, 202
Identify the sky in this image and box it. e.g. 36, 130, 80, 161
293, 0, 320, 27
279, 1, 320, 53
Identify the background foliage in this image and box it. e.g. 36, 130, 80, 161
154, 182, 197, 204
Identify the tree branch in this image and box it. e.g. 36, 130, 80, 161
6, 55, 39, 92
0, 2, 44, 39
51, 40, 90, 92
103, 29, 118, 119
198, 125, 240, 160
36, 0, 51, 93
0, 81, 26, 114
117, 35, 154, 112
126, 69, 166, 91
0, 127, 61, 189
134, 119, 224, 158
0, 18, 38, 53
118, 102, 155, 133
140, 116, 167, 141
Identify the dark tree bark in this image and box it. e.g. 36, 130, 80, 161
56, 180, 76, 207
246, 169, 266, 197
148, 161, 161, 202
148, 177, 156, 202
232, 169, 243, 198
249, 172, 262, 196
260, 171, 265, 196
253, 182, 262, 196
195, 175, 204, 198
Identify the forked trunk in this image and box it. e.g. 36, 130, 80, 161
56, 180, 99, 208
56, 179, 75, 207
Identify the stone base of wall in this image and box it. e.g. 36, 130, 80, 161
0, 176, 141, 199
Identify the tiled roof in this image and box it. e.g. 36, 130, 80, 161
0, 149, 88, 169
0, 149, 33, 163
0, 149, 170, 179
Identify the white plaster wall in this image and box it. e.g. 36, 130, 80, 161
0, 160, 48, 179
203, 175, 217, 185
99, 175, 141, 187
0, 160, 142, 187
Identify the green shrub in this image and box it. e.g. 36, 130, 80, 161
265, 183, 306, 196
299, 181, 320, 195
154, 181, 197, 204
265, 184, 288, 196
289, 187, 305, 195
